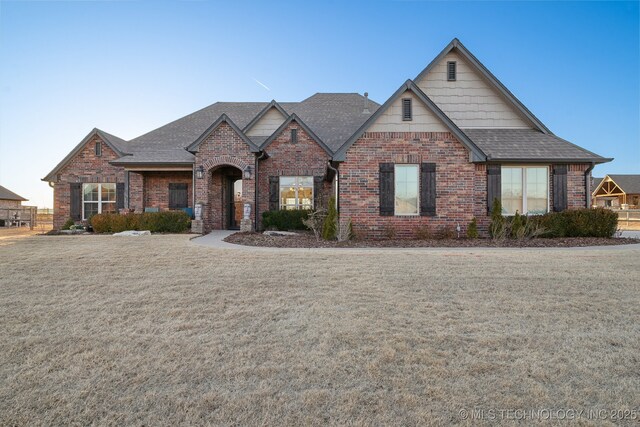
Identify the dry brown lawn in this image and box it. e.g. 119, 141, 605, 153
0, 235, 638, 426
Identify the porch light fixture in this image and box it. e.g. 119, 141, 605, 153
196, 166, 204, 179
243, 166, 252, 180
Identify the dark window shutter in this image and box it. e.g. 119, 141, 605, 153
269, 176, 279, 211
402, 99, 412, 121
447, 61, 457, 81
169, 183, 188, 209
313, 176, 324, 209
420, 163, 436, 216
116, 183, 125, 210
70, 183, 82, 221
379, 163, 394, 216
553, 165, 568, 212
487, 165, 501, 213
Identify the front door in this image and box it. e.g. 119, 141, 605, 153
227, 178, 242, 230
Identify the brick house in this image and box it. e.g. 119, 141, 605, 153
43, 39, 611, 236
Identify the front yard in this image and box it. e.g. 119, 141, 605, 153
0, 234, 638, 425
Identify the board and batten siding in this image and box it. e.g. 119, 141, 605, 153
416, 51, 530, 129
245, 107, 287, 137
369, 91, 448, 132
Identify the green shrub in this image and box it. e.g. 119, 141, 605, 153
533, 208, 617, 238
61, 218, 75, 230
489, 198, 506, 240
322, 197, 338, 240
466, 217, 478, 239
510, 211, 524, 238
90, 213, 114, 233
262, 209, 311, 231
139, 211, 191, 233
91, 211, 190, 233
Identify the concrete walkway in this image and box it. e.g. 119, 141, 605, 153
191, 231, 640, 252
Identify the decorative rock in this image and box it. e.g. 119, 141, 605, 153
264, 230, 299, 237
113, 230, 151, 237
59, 229, 85, 235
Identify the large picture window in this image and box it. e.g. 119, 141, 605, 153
395, 164, 419, 215
501, 166, 549, 215
279, 176, 313, 210
83, 183, 116, 219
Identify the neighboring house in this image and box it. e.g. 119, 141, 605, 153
43, 38, 612, 237
592, 175, 640, 208
0, 185, 27, 209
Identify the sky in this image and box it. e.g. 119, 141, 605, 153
0, 0, 638, 208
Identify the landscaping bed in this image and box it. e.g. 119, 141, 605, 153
225, 231, 640, 248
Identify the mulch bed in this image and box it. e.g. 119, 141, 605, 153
225, 232, 640, 248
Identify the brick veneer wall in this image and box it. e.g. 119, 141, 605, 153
340, 131, 481, 239
257, 120, 332, 229
129, 172, 144, 212
52, 135, 125, 228
566, 164, 588, 210
194, 122, 256, 233
143, 171, 193, 211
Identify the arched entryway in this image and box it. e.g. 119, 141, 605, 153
208, 165, 243, 231
194, 156, 255, 234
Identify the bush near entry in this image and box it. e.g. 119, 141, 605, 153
90, 211, 191, 233
262, 209, 311, 231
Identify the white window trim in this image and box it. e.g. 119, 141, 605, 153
394, 164, 420, 216
82, 183, 116, 220
279, 176, 314, 210
501, 165, 550, 216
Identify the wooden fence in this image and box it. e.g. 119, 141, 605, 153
613, 208, 640, 227
0, 206, 38, 229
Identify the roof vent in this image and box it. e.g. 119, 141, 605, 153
363, 92, 370, 114
447, 61, 457, 81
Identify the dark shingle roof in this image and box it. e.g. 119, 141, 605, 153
287, 93, 380, 151
462, 129, 611, 163
116, 94, 379, 163
0, 185, 27, 201
591, 177, 603, 189
608, 175, 640, 194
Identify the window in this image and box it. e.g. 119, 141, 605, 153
402, 98, 412, 121
395, 164, 419, 215
95, 141, 102, 157
169, 183, 188, 209
279, 176, 313, 210
447, 61, 457, 81
82, 183, 116, 219
501, 166, 549, 215
291, 128, 298, 144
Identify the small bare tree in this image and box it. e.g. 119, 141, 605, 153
337, 217, 354, 242
303, 209, 327, 241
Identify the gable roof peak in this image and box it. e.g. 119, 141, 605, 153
42, 127, 129, 182
187, 114, 260, 153
259, 113, 334, 156
334, 79, 486, 162
415, 38, 553, 135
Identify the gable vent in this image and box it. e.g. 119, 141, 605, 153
402, 98, 412, 121
291, 128, 298, 144
447, 61, 457, 81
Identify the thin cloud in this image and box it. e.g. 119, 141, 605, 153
252, 78, 271, 92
